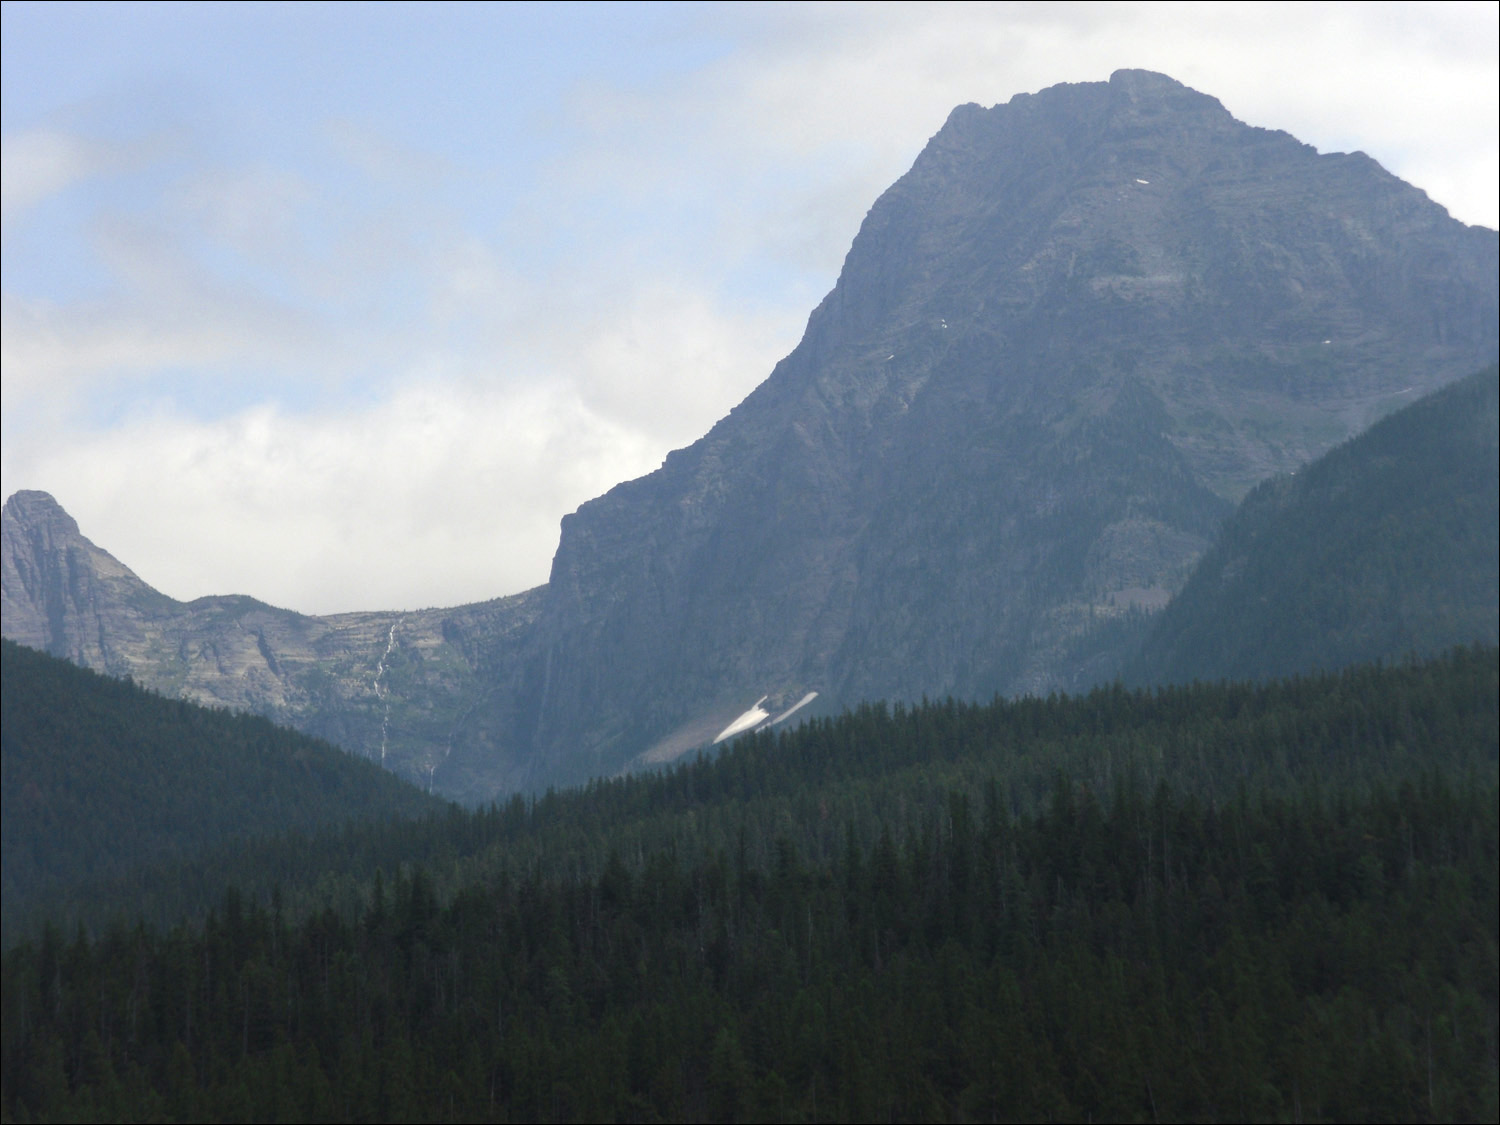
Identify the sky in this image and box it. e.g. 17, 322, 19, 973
3, 2, 1496, 616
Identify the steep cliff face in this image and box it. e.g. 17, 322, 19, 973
1, 490, 177, 673
5, 71, 1497, 799
522, 70, 1498, 785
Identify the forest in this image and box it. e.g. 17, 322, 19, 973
2, 645, 1496, 1121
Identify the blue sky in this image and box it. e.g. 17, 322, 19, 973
4, 2, 1496, 614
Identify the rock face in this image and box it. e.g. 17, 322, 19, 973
4, 71, 1497, 798
2, 489, 175, 669
517, 70, 1498, 785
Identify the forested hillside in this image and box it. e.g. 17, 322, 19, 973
4, 647, 1495, 1121
1129, 366, 1499, 685
1, 640, 447, 942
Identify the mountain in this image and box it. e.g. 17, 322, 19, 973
4, 70, 1497, 798
1, 638, 446, 940
513, 70, 1498, 785
0, 489, 544, 794
1128, 365, 1499, 684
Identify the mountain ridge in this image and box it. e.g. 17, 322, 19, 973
4, 70, 1497, 798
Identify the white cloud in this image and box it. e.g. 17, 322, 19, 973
2, 378, 656, 612
1, 276, 797, 613
571, 283, 798, 447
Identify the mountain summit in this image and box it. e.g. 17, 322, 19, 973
4, 72, 1497, 798
519, 69, 1498, 783
0, 490, 170, 671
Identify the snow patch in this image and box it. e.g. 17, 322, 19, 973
713, 696, 770, 743
769, 692, 819, 726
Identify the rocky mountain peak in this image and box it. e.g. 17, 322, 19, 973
527, 71, 1498, 785
3, 490, 82, 538
1106, 66, 1231, 114
2, 490, 165, 666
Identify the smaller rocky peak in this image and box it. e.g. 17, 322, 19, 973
2, 489, 158, 615
3, 489, 180, 672
1107, 68, 1191, 95
1101, 69, 1238, 141
2, 490, 82, 540
1107, 68, 1220, 108
938, 101, 987, 131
